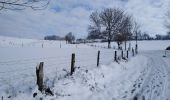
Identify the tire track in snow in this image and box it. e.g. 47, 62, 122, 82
135, 54, 169, 100
122, 52, 170, 100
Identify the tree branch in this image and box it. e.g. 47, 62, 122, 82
0, 0, 50, 10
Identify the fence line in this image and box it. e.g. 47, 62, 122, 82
0, 50, 136, 73
0, 46, 138, 93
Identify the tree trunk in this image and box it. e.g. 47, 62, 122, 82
128, 42, 131, 51
135, 32, 138, 54
108, 39, 111, 48
117, 42, 120, 50
108, 30, 111, 48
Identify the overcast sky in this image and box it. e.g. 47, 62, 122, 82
0, 0, 169, 39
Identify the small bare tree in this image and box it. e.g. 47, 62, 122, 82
0, 0, 50, 10
114, 33, 124, 49
132, 21, 141, 54
65, 32, 75, 44
119, 15, 133, 50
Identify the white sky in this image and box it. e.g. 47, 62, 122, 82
0, 0, 169, 39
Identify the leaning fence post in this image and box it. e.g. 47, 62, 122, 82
97, 50, 100, 67
71, 53, 75, 75
36, 62, 44, 92
132, 48, 134, 56
127, 50, 129, 58
114, 51, 117, 61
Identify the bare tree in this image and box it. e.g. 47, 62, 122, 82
88, 11, 102, 39
65, 32, 75, 44
114, 33, 124, 49
133, 22, 140, 43
88, 8, 137, 49
88, 8, 125, 48
0, 0, 50, 10
119, 15, 133, 50
132, 21, 141, 54
100, 8, 125, 48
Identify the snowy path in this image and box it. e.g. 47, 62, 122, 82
124, 51, 170, 100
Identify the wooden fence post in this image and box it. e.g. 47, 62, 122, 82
132, 48, 134, 56
114, 51, 117, 61
36, 62, 44, 92
42, 43, 44, 48
71, 53, 75, 75
121, 50, 123, 59
126, 50, 129, 58
135, 44, 138, 54
97, 50, 100, 67
133, 96, 138, 100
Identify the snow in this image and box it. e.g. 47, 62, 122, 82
0, 36, 170, 100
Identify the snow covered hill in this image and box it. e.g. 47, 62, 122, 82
0, 36, 169, 100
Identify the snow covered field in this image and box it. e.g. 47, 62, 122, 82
0, 36, 170, 100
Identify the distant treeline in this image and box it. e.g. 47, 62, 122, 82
155, 33, 170, 40
44, 35, 64, 40
44, 32, 75, 44
130, 32, 170, 40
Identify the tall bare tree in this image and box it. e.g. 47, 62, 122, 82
88, 8, 125, 48
0, 0, 50, 10
88, 8, 138, 49
100, 8, 125, 48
